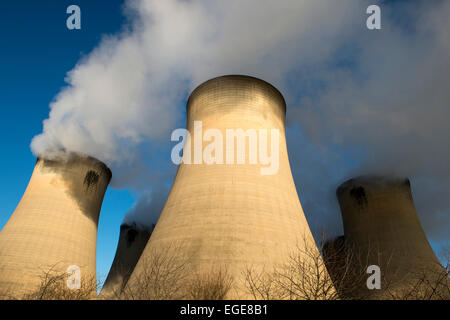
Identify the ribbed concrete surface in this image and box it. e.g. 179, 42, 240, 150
127, 75, 326, 299
0, 155, 111, 298
100, 224, 151, 299
336, 176, 447, 298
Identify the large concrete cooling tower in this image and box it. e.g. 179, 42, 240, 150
126, 75, 328, 299
100, 223, 152, 299
335, 176, 448, 299
0, 154, 111, 298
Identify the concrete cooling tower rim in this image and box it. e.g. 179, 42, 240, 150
36, 153, 112, 182
120, 222, 151, 233
187, 75, 287, 114
337, 175, 410, 196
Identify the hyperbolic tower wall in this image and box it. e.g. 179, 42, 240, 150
100, 223, 151, 298
126, 75, 329, 299
335, 176, 447, 298
0, 154, 111, 298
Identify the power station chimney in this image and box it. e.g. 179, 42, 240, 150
125, 75, 330, 299
0, 154, 111, 298
335, 175, 448, 299
100, 223, 152, 299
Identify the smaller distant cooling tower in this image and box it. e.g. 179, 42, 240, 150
100, 223, 152, 299
334, 176, 448, 299
0, 154, 111, 298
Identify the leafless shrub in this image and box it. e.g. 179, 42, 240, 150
118, 246, 236, 300
244, 235, 346, 300
120, 245, 191, 300
22, 264, 98, 300
322, 237, 376, 300
244, 266, 280, 300
186, 267, 234, 300
438, 244, 450, 275
325, 239, 450, 300
243, 235, 435, 300
383, 261, 450, 300
112, 240, 449, 300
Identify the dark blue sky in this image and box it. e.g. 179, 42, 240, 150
0, 0, 134, 282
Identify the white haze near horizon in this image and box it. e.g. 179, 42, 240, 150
31, 0, 450, 250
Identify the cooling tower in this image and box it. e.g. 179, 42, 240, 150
0, 154, 111, 298
100, 223, 152, 299
126, 75, 328, 299
336, 176, 448, 299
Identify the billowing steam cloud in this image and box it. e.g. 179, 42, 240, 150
31, 0, 449, 246
122, 182, 170, 230
290, 0, 450, 242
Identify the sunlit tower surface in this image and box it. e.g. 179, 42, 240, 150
0, 155, 111, 298
126, 75, 330, 299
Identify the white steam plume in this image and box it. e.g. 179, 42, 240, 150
30, 0, 449, 246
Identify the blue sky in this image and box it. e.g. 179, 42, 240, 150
0, 0, 448, 286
